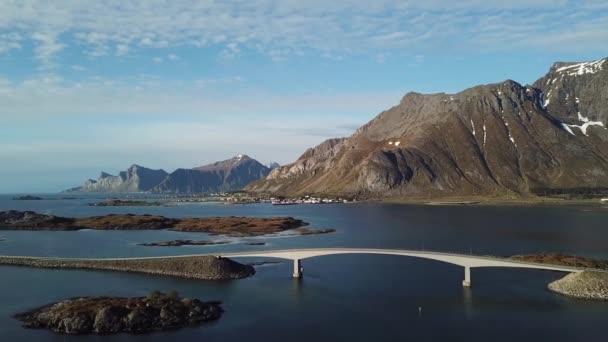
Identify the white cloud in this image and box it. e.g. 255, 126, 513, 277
0, 74, 401, 120
152, 56, 163, 63
30, 31, 65, 68
115, 43, 129, 56
0, 33, 22, 53
0, 0, 605, 65
167, 53, 179, 61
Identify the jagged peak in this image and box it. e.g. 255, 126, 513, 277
99, 172, 114, 178
550, 57, 607, 76
234, 154, 251, 161
193, 154, 262, 171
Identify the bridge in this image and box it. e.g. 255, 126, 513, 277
2, 248, 587, 287
212, 248, 585, 287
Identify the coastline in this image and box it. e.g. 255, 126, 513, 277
375, 196, 608, 207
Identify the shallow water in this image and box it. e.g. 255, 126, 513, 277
1, 194, 607, 341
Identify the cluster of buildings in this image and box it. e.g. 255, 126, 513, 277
271, 195, 349, 205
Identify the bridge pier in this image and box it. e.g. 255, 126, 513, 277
293, 259, 302, 278
462, 266, 471, 287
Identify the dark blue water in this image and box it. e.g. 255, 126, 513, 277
1, 194, 607, 341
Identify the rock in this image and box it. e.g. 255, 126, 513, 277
93, 306, 128, 333
14, 292, 223, 335
549, 271, 608, 300
59, 313, 93, 334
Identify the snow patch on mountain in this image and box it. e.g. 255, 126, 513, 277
556, 59, 605, 76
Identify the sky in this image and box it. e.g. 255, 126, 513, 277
1, 0, 608, 193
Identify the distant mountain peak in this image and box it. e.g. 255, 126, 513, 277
68, 165, 168, 193
265, 162, 280, 169
193, 154, 254, 172
154, 155, 272, 193
99, 172, 114, 178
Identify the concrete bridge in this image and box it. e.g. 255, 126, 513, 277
213, 248, 585, 287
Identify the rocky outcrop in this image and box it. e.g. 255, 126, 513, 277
248, 58, 608, 199
68, 165, 168, 193
0, 211, 309, 236
14, 292, 222, 334
549, 271, 608, 300
0, 255, 255, 280
153, 155, 271, 193
0, 210, 76, 230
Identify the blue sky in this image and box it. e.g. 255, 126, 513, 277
1, 0, 608, 193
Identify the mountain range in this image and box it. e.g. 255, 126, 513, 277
247, 58, 608, 199
67, 155, 273, 193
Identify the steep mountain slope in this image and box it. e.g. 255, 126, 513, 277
68, 165, 168, 193
247, 58, 608, 199
152, 155, 271, 193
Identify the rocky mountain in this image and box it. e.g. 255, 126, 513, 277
67, 165, 168, 193
67, 155, 271, 194
247, 58, 608, 199
152, 155, 271, 193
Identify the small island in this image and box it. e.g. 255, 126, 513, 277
14, 291, 222, 335
0, 210, 309, 237
12, 195, 44, 200
88, 200, 163, 207
139, 240, 230, 247
511, 253, 608, 300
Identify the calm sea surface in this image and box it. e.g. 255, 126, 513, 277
1, 194, 607, 341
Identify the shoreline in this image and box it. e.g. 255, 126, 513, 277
376, 196, 608, 207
